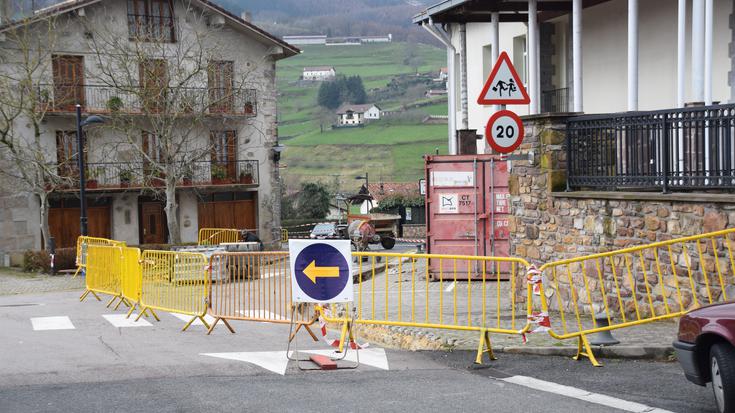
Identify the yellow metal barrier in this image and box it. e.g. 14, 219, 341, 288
73, 236, 124, 278
537, 228, 735, 366
117, 247, 157, 320
80, 244, 127, 307
319, 252, 533, 363
138, 250, 210, 331
281, 228, 288, 243
198, 228, 240, 246
207, 252, 319, 340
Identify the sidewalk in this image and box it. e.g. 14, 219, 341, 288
0, 268, 84, 296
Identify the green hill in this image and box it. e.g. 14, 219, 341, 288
277, 42, 448, 190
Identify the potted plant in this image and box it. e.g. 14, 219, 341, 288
151, 169, 165, 187
119, 169, 133, 188
181, 166, 193, 186
106, 96, 124, 112
244, 101, 254, 115
239, 167, 253, 184
86, 167, 101, 189
211, 164, 228, 185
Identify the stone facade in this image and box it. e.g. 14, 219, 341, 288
508, 114, 735, 318
402, 224, 426, 239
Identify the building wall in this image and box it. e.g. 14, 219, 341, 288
364, 107, 380, 119
457, 0, 733, 153
0, 0, 285, 251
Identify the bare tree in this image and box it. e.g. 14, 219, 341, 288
0, 15, 71, 250
84, 5, 263, 243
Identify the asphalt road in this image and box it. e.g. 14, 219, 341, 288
0, 289, 717, 413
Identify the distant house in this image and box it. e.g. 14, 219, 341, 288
360, 34, 392, 43
302, 66, 336, 81
283, 35, 327, 45
438, 67, 448, 81
336, 104, 381, 126
425, 89, 448, 98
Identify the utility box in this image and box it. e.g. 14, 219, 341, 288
424, 154, 510, 280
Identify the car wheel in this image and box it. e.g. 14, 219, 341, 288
711, 343, 735, 413
380, 237, 396, 250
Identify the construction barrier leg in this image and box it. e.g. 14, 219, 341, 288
106, 296, 118, 308
337, 319, 350, 353
80, 289, 101, 302
198, 315, 210, 330
474, 330, 497, 364
72, 266, 81, 279
573, 334, 602, 367
147, 308, 160, 321
126, 302, 137, 318
181, 316, 198, 332
206, 317, 236, 335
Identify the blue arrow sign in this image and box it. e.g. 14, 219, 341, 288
291, 241, 352, 303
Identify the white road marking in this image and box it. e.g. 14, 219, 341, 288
201, 351, 290, 375
102, 314, 152, 327
502, 375, 675, 413
200, 348, 389, 375
237, 310, 288, 320
445, 282, 456, 292
169, 313, 216, 325
31, 316, 75, 331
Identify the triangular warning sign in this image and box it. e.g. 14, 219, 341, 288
477, 51, 530, 105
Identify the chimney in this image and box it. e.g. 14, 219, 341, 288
241, 11, 251, 22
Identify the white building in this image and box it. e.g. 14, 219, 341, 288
282, 35, 327, 45
413, 0, 734, 154
0, 0, 298, 252
302, 66, 336, 81
336, 104, 380, 126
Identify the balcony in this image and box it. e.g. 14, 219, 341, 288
541, 87, 569, 113
53, 160, 259, 192
37, 84, 257, 117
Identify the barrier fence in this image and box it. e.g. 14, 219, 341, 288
137, 250, 210, 330
207, 252, 319, 339
536, 227, 735, 366
318, 252, 533, 362
73, 236, 125, 278
80, 244, 125, 305
197, 228, 241, 246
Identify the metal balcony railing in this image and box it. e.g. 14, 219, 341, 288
38, 84, 257, 117
54, 159, 259, 190
541, 87, 569, 113
567, 104, 735, 191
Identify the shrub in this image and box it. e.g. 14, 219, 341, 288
23, 250, 51, 273
53, 247, 77, 271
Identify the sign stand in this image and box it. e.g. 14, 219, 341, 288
286, 304, 359, 371
284, 239, 360, 371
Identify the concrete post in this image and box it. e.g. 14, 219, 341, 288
572, 0, 583, 112
627, 0, 638, 111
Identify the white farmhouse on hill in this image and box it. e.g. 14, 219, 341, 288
302, 66, 336, 81
336, 104, 381, 126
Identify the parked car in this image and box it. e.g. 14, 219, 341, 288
674, 302, 735, 413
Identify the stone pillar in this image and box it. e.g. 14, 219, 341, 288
508, 114, 570, 302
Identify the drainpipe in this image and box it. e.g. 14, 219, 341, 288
422, 20, 457, 154
459, 23, 469, 130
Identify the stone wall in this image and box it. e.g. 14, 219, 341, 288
402, 224, 426, 239
508, 114, 735, 317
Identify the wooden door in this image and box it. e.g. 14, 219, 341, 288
210, 131, 237, 180
208, 61, 233, 113
141, 202, 165, 244
49, 206, 110, 248
52, 55, 84, 111
139, 59, 168, 113
197, 200, 255, 231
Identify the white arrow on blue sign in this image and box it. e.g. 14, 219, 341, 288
289, 239, 353, 303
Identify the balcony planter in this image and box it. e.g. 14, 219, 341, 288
244, 102, 254, 115
239, 172, 253, 185
182, 177, 192, 186
210, 165, 228, 185
86, 179, 99, 189
119, 170, 133, 188
106, 96, 123, 113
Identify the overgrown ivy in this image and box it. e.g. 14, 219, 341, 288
371, 193, 424, 212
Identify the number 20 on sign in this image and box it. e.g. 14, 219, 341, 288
485, 110, 524, 154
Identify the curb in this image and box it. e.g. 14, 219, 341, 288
346, 323, 676, 361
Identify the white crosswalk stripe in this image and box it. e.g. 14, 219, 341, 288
31, 316, 75, 331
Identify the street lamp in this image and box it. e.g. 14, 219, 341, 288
272, 143, 286, 162
355, 172, 371, 211
75, 104, 105, 236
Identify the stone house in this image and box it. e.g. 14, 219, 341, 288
0, 0, 298, 255
335, 103, 380, 126
301, 66, 336, 81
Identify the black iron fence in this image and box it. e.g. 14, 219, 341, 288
567, 104, 735, 191
541, 87, 569, 113
38, 84, 257, 117
55, 160, 259, 190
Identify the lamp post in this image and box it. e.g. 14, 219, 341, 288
75, 104, 105, 236
355, 172, 370, 211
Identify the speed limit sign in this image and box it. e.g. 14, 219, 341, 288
485, 110, 524, 154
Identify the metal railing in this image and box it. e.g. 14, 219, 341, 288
38, 84, 257, 117
541, 87, 569, 113
567, 104, 735, 191
55, 159, 259, 190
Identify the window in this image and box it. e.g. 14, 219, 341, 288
208, 61, 234, 113
127, 0, 176, 42
56, 131, 84, 178
142, 131, 164, 178
513, 35, 528, 85
139, 59, 168, 112
51, 55, 85, 110
210, 131, 237, 180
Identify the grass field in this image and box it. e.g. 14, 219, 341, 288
276, 42, 447, 189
